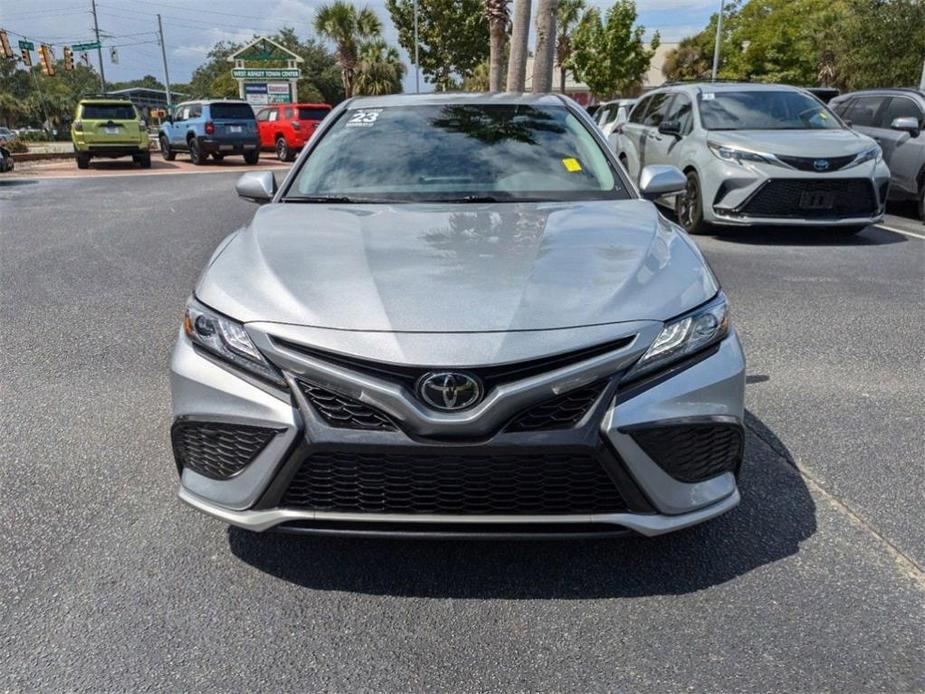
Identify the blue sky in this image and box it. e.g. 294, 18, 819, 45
1, 0, 719, 92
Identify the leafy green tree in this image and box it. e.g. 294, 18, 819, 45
556, 0, 586, 93
567, 0, 658, 99
314, 2, 383, 98
354, 39, 406, 95
109, 74, 165, 91
463, 60, 490, 91
188, 40, 241, 98
386, 0, 489, 90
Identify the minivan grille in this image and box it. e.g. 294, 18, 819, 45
739, 179, 877, 218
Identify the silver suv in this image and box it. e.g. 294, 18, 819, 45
613, 82, 891, 234
830, 89, 925, 220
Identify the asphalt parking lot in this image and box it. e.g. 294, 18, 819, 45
1, 171, 922, 691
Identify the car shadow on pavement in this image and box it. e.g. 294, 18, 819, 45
228, 410, 817, 599
703, 224, 907, 247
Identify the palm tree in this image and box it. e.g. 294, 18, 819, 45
556, 0, 585, 93
354, 39, 406, 95
532, 0, 560, 92
485, 0, 510, 92
314, 2, 383, 98
506, 0, 531, 91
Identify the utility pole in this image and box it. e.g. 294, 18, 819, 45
413, 0, 420, 93
91, 0, 105, 92
157, 14, 172, 107
711, 0, 725, 82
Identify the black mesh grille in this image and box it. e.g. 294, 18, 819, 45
506, 384, 605, 432
776, 154, 856, 172
630, 422, 743, 483
171, 421, 279, 480
740, 179, 877, 218
281, 450, 626, 514
298, 380, 395, 431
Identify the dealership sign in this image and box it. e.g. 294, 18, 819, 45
232, 68, 300, 79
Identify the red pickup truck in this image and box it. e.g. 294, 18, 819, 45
255, 103, 332, 161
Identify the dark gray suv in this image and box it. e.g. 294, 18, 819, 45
830, 89, 925, 220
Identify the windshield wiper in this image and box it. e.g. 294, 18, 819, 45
284, 195, 389, 204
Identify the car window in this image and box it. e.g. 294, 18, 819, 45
882, 97, 924, 127
174, 105, 188, 122
842, 96, 887, 128
188, 103, 202, 119
256, 109, 271, 122
665, 93, 693, 134
81, 103, 136, 120
289, 104, 627, 203
641, 93, 673, 128
268, 110, 279, 122
698, 90, 842, 130
284, 107, 294, 120
628, 96, 651, 124
830, 98, 853, 117
210, 103, 255, 120
298, 107, 330, 121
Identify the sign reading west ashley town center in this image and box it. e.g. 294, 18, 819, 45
227, 37, 303, 106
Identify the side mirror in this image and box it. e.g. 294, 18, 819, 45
658, 120, 682, 138
236, 171, 277, 203
639, 165, 687, 201
891, 116, 921, 137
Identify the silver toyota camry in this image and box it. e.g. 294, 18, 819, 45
170, 93, 746, 539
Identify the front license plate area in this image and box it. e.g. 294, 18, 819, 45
799, 191, 835, 210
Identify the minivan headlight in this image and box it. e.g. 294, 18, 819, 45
707, 142, 769, 165
847, 145, 881, 168
623, 294, 729, 381
183, 298, 285, 386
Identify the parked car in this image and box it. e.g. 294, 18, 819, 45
830, 88, 925, 220
0, 144, 13, 173
613, 82, 891, 234
71, 98, 151, 169
158, 100, 260, 165
256, 103, 331, 161
0, 127, 15, 144
595, 98, 636, 139
170, 93, 746, 539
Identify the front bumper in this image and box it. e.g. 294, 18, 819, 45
170, 326, 746, 538
700, 157, 891, 227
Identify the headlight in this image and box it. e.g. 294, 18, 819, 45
707, 142, 770, 165
623, 294, 729, 381
183, 298, 285, 386
847, 145, 881, 168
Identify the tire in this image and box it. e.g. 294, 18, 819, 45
918, 184, 924, 222
244, 149, 260, 165
211, 152, 224, 161
138, 152, 151, 169
76, 152, 90, 169
189, 138, 206, 165
160, 135, 175, 161
275, 137, 292, 162
675, 170, 708, 235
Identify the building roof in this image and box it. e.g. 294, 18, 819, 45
227, 36, 303, 63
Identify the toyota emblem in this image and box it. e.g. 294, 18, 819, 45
416, 372, 483, 411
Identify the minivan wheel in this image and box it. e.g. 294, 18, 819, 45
676, 170, 708, 234
189, 139, 204, 165
160, 136, 175, 161
276, 137, 291, 162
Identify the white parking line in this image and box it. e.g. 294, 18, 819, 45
876, 224, 925, 240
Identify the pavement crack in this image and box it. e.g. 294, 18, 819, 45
745, 414, 925, 585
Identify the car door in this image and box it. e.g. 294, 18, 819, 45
255, 107, 272, 148
876, 96, 924, 197
643, 92, 693, 169
169, 104, 188, 147
634, 92, 674, 175
841, 95, 889, 143
618, 95, 653, 177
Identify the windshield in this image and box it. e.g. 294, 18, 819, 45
81, 103, 136, 120
298, 107, 330, 121
210, 103, 255, 120
287, 104, 625, 202
698, 90, 842, 130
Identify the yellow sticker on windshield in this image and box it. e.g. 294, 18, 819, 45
819, 111, 829, 119
562, 157, 582, 172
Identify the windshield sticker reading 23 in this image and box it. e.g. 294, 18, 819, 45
346, 110, 382, 127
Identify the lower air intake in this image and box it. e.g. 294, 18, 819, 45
171, 421, 279, 480
630, 422, 743, 483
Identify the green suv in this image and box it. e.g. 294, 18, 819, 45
71, 98, 151, 169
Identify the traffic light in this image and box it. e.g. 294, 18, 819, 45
20, 47, 32, 67
38, 44, 55, 76
0, 30, 13, 59
63, 45, 73, 71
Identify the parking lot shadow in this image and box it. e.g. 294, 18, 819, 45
228, 411, 816, 599
705, 224, 907, 247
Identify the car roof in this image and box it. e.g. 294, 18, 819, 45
345, 92, 568, 109
832, 88, 924, 100
659, 82, 814, 95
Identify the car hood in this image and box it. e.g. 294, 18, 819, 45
710, 128, 873, 157
197, 199, 717, 333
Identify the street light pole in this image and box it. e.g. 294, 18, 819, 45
91, 0, 106, 93
711, 0, 724, 82
413, 0, 420, 93
156, 14, 172, 108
